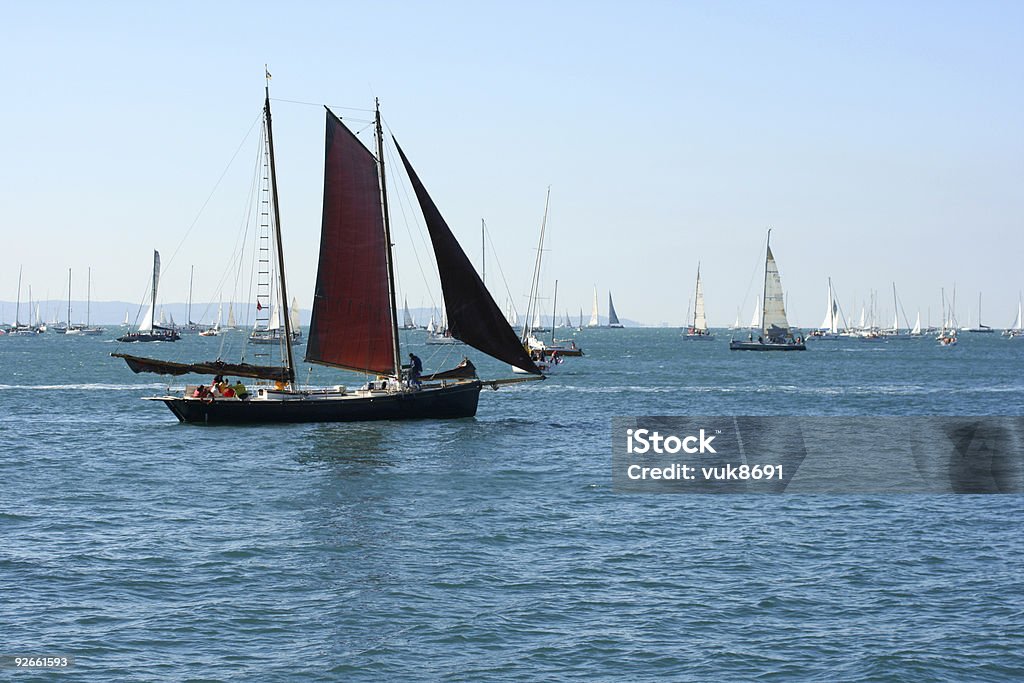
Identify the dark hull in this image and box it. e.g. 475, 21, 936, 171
158, 381, 482, 424
729, 340, 806, 351
118, 331, 181, 342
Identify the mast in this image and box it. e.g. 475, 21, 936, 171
264, 84, 296, 386
693, 262, 701, 329
87, 268, 92, 327
523, 188, 551, 342
15, 266, 22, 326
374, 98, 402, 380
550, 280, 558, 345
188, 265, 194, 325
67, 268, 72, 328
892, 282, 898, 334
761, 229, 771, 337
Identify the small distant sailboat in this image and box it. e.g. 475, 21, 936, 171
729, 230, 805, 351
808, 277, 842, 340
683, 263, 713, 339
937, 287, 958, 346
401, 298, 417, 329
8, 267, 44, 335
587, 287, 600, 327
117, 251, 181, 342
910, 311, 923, 337
426, 301, 464, 344
607, 292, 624, 328
748, 295, 761, 331
963, 293, 995, 333
199, 302, 222, 336
80, 268, 106, 335
1003, 293, 1022, 338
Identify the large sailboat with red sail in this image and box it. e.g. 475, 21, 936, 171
112, 82, 541, 423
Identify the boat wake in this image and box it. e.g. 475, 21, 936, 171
0, 383, 168, 391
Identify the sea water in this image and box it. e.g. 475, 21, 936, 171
1, 329, 1022, 681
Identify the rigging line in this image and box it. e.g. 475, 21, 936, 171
738, 230, 764, 319
380, 124, 440, 312
164, 112, 262, 273
270, 97, 374, 114
483, 222, 519, 319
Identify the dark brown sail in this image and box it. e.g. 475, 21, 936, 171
393, 139, 541, 375
305, 109, 397, 376
111, 353, 292, 382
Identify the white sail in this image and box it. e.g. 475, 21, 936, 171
227, 303, 236, 328
290, 297, 300, 331
139, 251, 161, 332
588, 286, 600, 327
402, 298, 415, 328
426, 314, 436, 334
911, 311, 921, 335
693, 269, 707, 332
761, 246, 789, 337
532, 309, 542, 330
1013, 298, 1023, 331
819, 279, 838, 333
749, 296, 761, 329
268, 298, 281, 331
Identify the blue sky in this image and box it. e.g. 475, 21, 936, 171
2, 1, 1021, 326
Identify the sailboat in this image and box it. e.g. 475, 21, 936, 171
199, 302, 222, 336
116, 251, 181, 342
748, 296, 761, 332
937, 287, 958, 346
80, 268, 105, 335
1003, 294, 1022, 338
808, 277, 842, 340
607, 292, 624, 328
401, 298, 417, 329
683, 264, 713, 339
963, 293, 995, 333
425, 301, 464, 344
8, 267, 44, 335
64, 268, 84, 335
587, 287, 600, 327
910, 311, 923, 337
515, 189, 581, 367
181, 266, 204, 333
113, 85, 540, 423
729, 230, 806, 351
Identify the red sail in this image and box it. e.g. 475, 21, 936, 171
305, 109, 396, 375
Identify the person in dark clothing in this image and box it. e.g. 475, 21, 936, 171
408, 353, 423, 388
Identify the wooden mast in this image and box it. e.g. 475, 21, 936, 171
263, 81, 296, 387
374, 98, 403, 381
